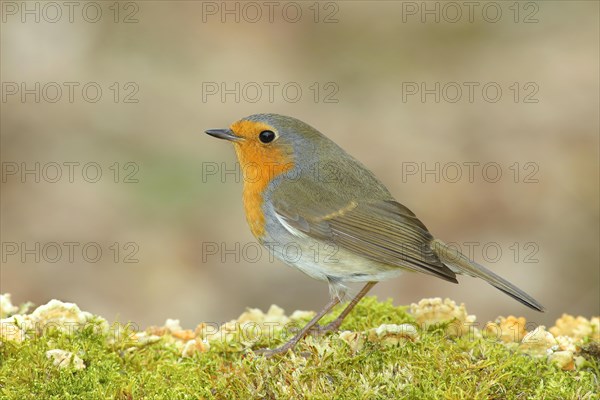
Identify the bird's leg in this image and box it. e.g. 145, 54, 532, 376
311, 281, 377, 335
254, 296, 340, 357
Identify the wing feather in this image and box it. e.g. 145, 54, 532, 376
273, 190, 457, 283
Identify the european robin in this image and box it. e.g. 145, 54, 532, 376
205, 113, 544, 356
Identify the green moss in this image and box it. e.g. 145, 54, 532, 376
1, 298, 598, 399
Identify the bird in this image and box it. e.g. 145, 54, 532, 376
205, 113, 544, 356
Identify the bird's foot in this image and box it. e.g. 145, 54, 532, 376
253, 342, 296, 358
308, 319, 343, 336
254, 321, 342, 357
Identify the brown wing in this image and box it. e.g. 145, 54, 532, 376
273, 192, 458, 284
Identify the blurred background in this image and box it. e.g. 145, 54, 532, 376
1, 1, 598, 329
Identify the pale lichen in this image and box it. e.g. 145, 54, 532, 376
484, 315, 527, 343
46, 349, 86, 370
0, 294, 18, 318
410, 297, 476, 337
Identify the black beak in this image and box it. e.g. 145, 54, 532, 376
205, 129, 242, 142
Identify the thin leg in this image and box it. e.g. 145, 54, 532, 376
255, 296, 340, 357
312, 281, 377, 335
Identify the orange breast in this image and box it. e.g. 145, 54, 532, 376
231, 123, 293, 239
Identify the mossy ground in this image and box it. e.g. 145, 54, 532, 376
1, 297, 598, 399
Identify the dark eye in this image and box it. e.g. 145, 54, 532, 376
258, 130, 276, 143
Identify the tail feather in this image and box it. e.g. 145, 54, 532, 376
431, 239, 545, 312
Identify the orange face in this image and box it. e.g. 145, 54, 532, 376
229, 119, 294, 174
228, 119, 295, 239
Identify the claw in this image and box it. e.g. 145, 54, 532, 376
254, 345, 293, 358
